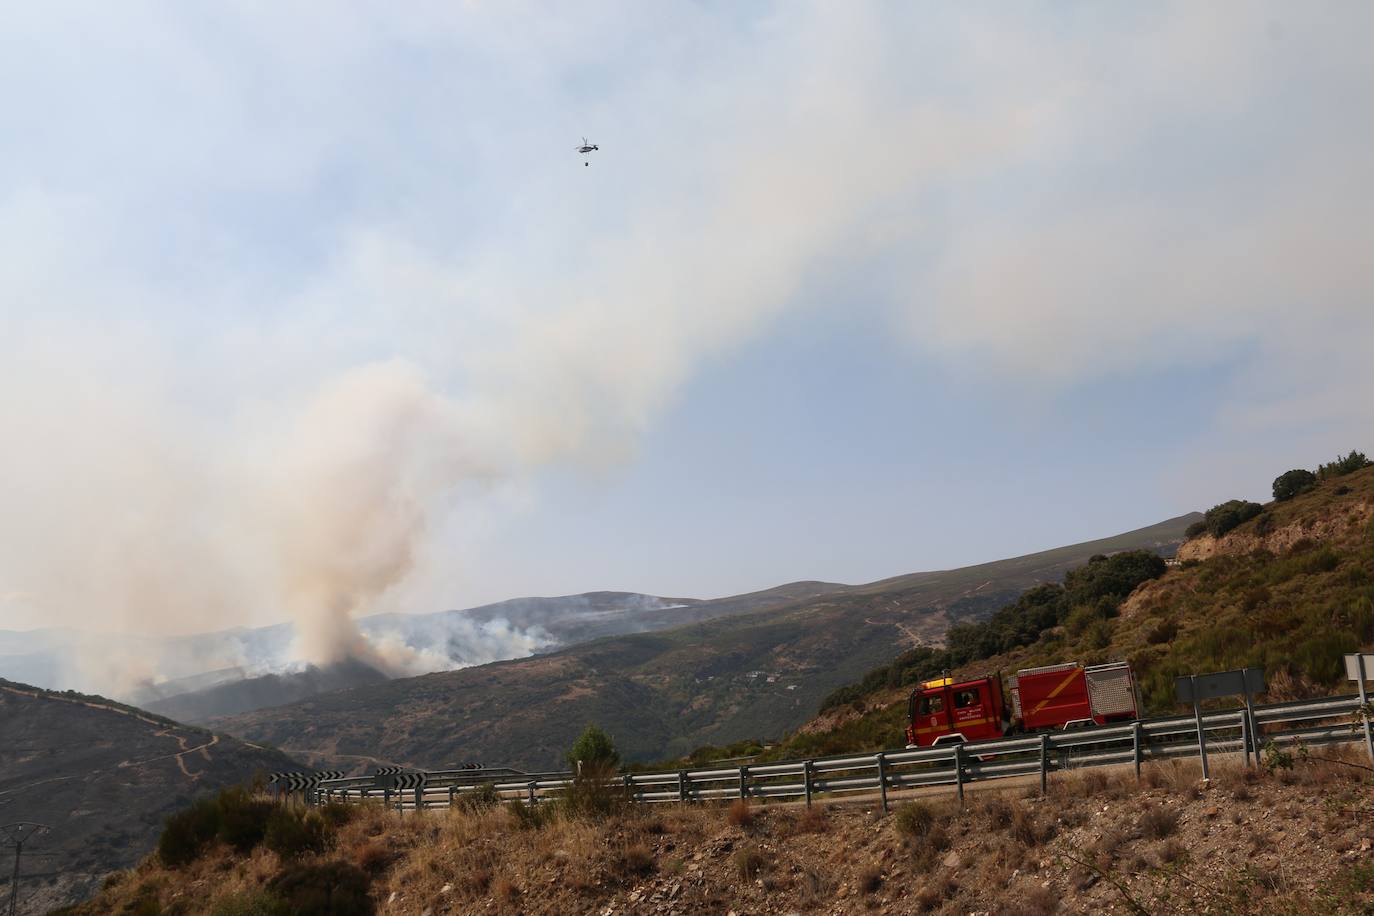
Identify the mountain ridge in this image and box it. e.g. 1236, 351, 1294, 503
215, 513, 1196, 770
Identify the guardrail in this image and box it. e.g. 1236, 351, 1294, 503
305, 695, 1366, 814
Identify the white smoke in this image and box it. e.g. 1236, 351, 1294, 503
2, 2, 1373, 694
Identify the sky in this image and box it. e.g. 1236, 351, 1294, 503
2, 2, 1372, 645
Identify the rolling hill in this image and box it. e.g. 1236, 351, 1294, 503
215, 514, 1195, 771
0, 680, 298, 915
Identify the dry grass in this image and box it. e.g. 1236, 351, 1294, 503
726, 797, 754, 828
1010, 804, 1055, 847
789, 804, 829, 835
858, 865, 884, 894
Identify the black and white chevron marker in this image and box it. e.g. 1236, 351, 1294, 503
392, 773, 428, 790
316, 770, 346, 782
374, 765, 404, 776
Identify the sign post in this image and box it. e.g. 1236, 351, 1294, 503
1345, 654, 1374, 761
1190, 676, 1210, 782
1175, 667, 1266, 781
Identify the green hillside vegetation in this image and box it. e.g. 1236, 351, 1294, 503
732, 460, 1374, 762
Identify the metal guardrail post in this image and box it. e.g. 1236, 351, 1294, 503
677, 770, 688, 804
803, 760, 814, 807
1240, 712, 1251, 768
413, 787, 422, 811
876, 753, 888, 813
1039, 734, 1049, 795
527, 782, 537, 806
738, 766, 748, 800
953, 744, 964, 804
623, 773, 634, 803
383, 788, 392, 811
1132, 721, 1142, 781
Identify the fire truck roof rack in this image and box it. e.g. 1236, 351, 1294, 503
1015, 662, 1080, 677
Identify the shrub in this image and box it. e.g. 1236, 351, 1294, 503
1082, 617, 1114, 650
1318, 450, 1371, 480
732, 844, 767, 880
560, 761, 628, 821
1203, 500, 1264, 539
267, 862, 373, 916
894, 801, 937, 839
352, 842, 393, 875
567, 724, 620, 771
859, 867, 884, 894
508, 798, 555, 830
1010, 806, 1055, 846
1185, 520, 1208, 539
611, 844, 655, 880
317, 802, 355, 829
1272, 469, 1317, 501
1139, 805, 1180, 839
1145, 619, 1178, 645
215, 787, 274, 853
1156, 838, 1186, 865
458, 782, 501, 813
264, 808, 331, 860
158, 797, 220, 868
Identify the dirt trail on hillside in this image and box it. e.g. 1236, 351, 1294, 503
2, 683, 222, 781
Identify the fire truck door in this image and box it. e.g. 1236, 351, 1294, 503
952, 686, 986, 729
915, 691, 950, 740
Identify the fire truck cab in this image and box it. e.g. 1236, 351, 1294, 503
904, 674, 1009, 748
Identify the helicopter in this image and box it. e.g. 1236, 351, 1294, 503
577, 137, 599, 165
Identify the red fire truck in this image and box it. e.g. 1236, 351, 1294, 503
904, 661, 1140, 748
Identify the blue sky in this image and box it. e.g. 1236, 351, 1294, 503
1, 2, 1372, 648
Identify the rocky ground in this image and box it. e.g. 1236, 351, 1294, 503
69, 749, 1374, 915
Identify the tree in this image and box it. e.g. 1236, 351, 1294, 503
1202, 500, 1263, 538
1272, 468, 1317, 501
567, 724, 620, 772
1317, 450, 1372, 480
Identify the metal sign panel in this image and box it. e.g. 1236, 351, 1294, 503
1345, 654, 1374, 682
1175, 667, 1264, 703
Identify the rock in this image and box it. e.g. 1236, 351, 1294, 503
942, 851, 961, 869
1204, 806, 1220, 818
440, 884, 453, 894
387, 892, 398, 905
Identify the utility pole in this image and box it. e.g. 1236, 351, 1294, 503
1, 823, 49, 916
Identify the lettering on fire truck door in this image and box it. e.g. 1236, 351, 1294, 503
952, 686, 984, 725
